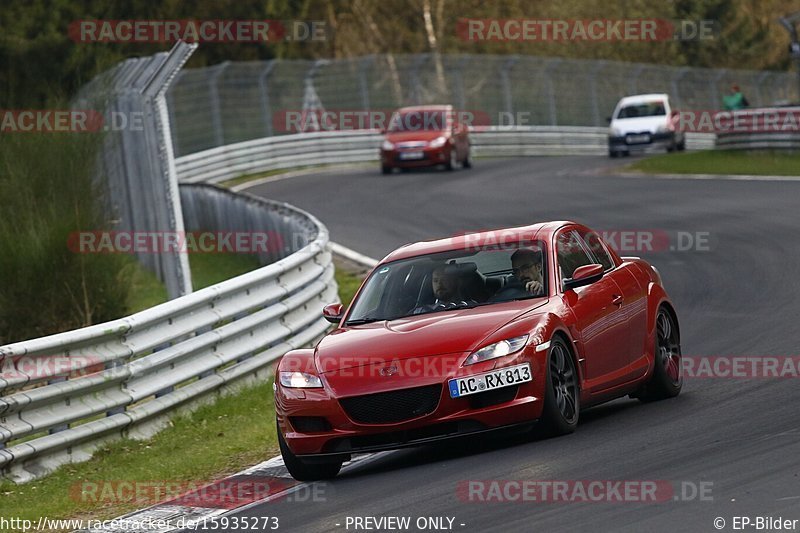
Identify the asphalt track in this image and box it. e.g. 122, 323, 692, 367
232, 156, 800, 532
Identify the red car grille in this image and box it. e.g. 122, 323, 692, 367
339, 384, 442, 424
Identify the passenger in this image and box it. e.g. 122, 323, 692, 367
510, 248, 545, 296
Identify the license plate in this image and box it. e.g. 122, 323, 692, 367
626, 133, 651, 144
448, 363, 532, 398
399, 151, 424, 160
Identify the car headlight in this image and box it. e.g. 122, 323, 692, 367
381, 140, 394, 151
279, 371, 323, 388
428, 136, 447, 148
463, 335, 529, 366
656, 125, 670, 133
609, 127, 622, 137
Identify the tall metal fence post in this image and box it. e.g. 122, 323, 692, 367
208, 61, 229, 148
710, 69, 727, 110
258, 61, 276, 137
544, 59, 562, 126
589, 61, 606, 126
358, 56, 374, 111
500, 56, 519, 122
755, 71, 771, 107
628, 65, 644, 96
452, 56, 469, 112
671, 67, 690, 108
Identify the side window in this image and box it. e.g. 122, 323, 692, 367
556, 230, 593, 280
581, 230, 615, 271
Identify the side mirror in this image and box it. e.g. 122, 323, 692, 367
322, 303, 344, 324
563, 264, 604, 291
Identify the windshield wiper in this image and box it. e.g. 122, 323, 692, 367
344, 317, 384, 326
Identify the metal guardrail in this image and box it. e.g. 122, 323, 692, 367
175, 127, 717, 184
0, 193, 338, 483
714, 107, 800, 150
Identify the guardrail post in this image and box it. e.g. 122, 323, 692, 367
258, 61, 276, 137
544, 59, 562, 126
208, 61, 229, 147
48, 375, 69, 433
500, 56, 519, 122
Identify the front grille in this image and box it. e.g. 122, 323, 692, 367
339, 384, 442, 424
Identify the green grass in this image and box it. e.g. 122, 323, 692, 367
627, 150, 800, 176
220, 162, 372, 189
124, 260, 169, 313
189, 253, 262, 290
0, 268, 365, 530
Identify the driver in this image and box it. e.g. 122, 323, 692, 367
510, 248, 544, 296
412, 264, 476, 314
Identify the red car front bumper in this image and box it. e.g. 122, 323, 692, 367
275, 351, 546, 456
380, 146, 450, 169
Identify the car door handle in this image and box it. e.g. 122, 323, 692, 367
612, 294, 624, 306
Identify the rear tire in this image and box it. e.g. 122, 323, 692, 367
536, 337, 579, 437
381, 165, 391, 175
462, 152, 472, 168
278, 421, 343, 481
634, 307, 682, 402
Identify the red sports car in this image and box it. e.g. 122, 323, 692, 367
379, 105, 471, 174
275, 221, 682, 480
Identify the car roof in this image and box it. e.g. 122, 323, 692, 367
380, 221, 575, 263
617, 94, 669, 105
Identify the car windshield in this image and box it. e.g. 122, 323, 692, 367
387, 110, 447, 132
616, 101, 666, 118
346, 242, 547, 324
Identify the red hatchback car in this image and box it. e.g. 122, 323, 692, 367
379, 105, 471, 174
275, 221, 682, 480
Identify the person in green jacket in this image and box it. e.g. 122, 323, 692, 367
723, 84, 750, 110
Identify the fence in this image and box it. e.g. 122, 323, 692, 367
0, 185, 337, 483
166, 53, 796, 157
174, 127, 716, 184
74, 41, 198, 299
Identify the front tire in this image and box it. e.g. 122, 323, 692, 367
445, 146, 457, 171
537, 337, 579, 436
278, 421, 343, 481
634, 307, 682, 402
381, 165, 391, 175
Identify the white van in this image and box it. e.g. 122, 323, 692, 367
607, 94, 685, 157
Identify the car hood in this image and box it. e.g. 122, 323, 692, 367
315, 299, 547, 374
384, 130, 447, 144
611, 116, 667, 135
